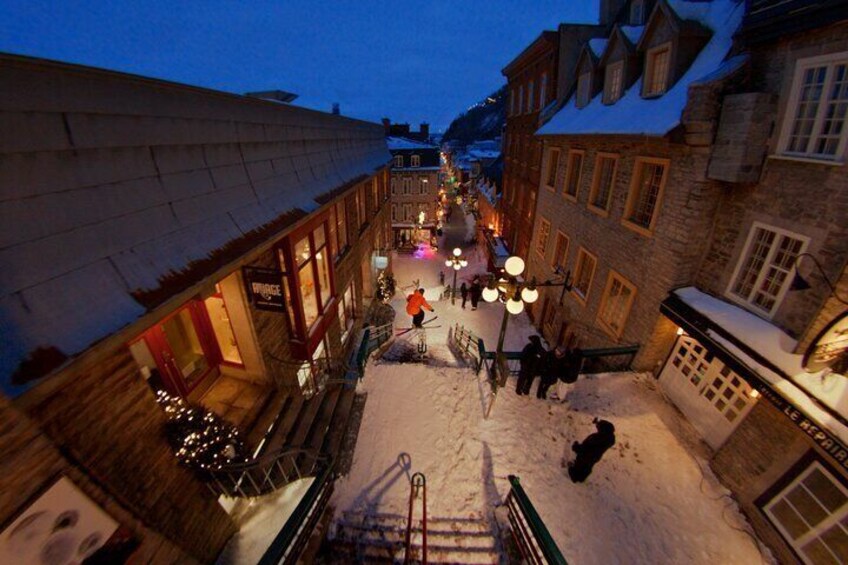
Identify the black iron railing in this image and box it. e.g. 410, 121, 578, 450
505, 475, 567, 565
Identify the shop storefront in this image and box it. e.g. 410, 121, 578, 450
659, 287, 848, 564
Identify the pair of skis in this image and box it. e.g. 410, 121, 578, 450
395, 316, 441, 337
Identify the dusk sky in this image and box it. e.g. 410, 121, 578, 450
1, 1, 599, 131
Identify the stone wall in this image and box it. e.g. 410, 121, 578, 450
526, 134, 721, 370
13, 348, 234, 562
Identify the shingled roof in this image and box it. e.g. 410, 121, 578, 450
0, 55, 390, 393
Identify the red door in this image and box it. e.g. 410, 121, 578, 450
140, 301, 221, 397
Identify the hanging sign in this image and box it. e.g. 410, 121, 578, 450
243, 267, 286, 312
803, 310, 848, 376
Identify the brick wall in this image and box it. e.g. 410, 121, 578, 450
15, 348, 234, 562
0, 396, 199, 563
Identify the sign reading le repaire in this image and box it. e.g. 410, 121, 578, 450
243, 267, 286, 312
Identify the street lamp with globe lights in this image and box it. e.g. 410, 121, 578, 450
483, 255, 571, 383
445, 247, 468, 306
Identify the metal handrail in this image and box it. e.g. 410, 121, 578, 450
404, 472, 427, 564
258, 457, 335, 565
506, 475, 567, 565
206, 447, 328, 498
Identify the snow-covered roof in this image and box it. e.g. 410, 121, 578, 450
386, 136, 439, 151
672, 287, 848, 446
620, 25, 645, 45
588, 38, 608, 57
538, 0, 743, 137
0, 55, 390, 394
468, 149, 501, 161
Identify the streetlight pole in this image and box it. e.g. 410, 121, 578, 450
445, 247, 468, 306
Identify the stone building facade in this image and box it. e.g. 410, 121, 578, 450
525, 1, 848, 562
0, 54, 390, 562
387, 137, 441, 247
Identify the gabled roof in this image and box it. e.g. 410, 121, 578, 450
537, 0, 742, 137
0, 54, 390, 394
598, 25, 644, 66
636, 0, 713, 51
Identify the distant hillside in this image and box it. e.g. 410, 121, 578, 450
442, 85, 506, 148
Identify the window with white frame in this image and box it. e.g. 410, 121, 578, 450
419, 178, 428, 195
597, 271, 637, 338
545, 148, 560, 189
764, 461, 848, 564
402, 177, 412, 195
338, 283, 356, 343
779, 53, 848, 161
644, 44, 671, 97
527, 80, 535, 113
604, 61, 624, 104
411, 155, 421, 167
402, 203, 412, 221
624, 157, 669, 233
540, 73, 548, 109
577, 72, 592, 107
727, 223, 809, 317
572, 248, 597, 302
589, 154, 618, 213
630, 0, 645, 25
391, 177, 397, 194
394, 154, 404, 167
391, 203, 397, 221
536, 218, 551, 258
519, 84, 524, 115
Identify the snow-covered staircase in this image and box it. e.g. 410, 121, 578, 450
329, 510, 503, 564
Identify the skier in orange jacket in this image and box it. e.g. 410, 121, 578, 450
406, 288, 434, 328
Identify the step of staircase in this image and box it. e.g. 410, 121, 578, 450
243, 388, 291, 450
331, 511, 501, 564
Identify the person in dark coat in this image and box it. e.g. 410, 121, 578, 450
469, 278, 482, 310
553, 336, 583, 403
516, 336, 545, 395
537, 346, 568, 399
460, 282, 469, 309
568, 419, 616, 483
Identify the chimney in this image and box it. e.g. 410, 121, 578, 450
332, 102, 340, 115
382, 118, 391, 135
599, 0, 627, 26
420, 122, 430, 139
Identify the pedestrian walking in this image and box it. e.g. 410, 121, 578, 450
406, 288, 434, 328
568, 419, 616, 483
460, 282, 469, 309
553, 336, 583, 403
516, 336, 545, 395
538, 346, 568, 399
469, 277, 482, 310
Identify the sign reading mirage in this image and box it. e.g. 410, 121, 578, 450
804, 310, 848, 376
243, 267, 286, 312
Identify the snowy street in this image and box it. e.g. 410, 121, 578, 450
328, 207, 771, 564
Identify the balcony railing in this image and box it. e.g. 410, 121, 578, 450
505, 475, 567, 565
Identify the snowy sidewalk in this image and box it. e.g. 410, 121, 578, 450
329, 212, 770, 564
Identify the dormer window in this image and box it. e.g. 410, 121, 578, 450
394, 155, 404, 167
527, 80, 535, 112
539, 73, 548, 109
576, 72, 592, 108
411, 155, 420, 167
518, 85, 524, 114
604, 61, 624, 104
644, 43, 671, 97
630, 0, 645, 25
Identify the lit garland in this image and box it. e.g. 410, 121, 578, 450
375, 271, 397, 304
155, 390, 250, 471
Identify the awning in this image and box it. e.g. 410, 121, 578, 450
661, 287, 848, 454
